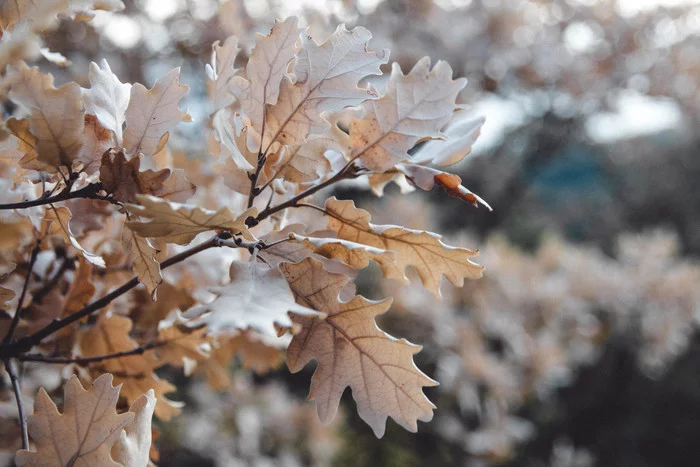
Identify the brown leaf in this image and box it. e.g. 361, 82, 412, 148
262, 24, 388, 148
42, 206, 105, 267
80, 315, 182, 420
282, 258, 437, 438
125, 194, 256, 245
15, 374, 134, 467
149, 322, 210, 371
8, 62, 84, 168
75, 114, 115, 176
123, 68, 190, 157
122, 223, 162, 299
324, 197, 483, 297
100, 149, 170, 204
6, 117, 56, 175
353, 58, 466, 172
399, 163, 492, 210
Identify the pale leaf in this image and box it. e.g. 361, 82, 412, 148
125, 194, 257, 245
263, 24, 388, 148
122, 224, 162, 299
353, 58, 466, 172
231, 17, 300, 137
152, 168, 196, 203
282, 258, 437, 438
324, 197, 483, 297
112, 390, 156, 467
410, 114, 484, 167
80, 315, 183, 420
183, 260, 322, 337
15, 374, 134, 467
82, 59, 132, 145
42, 206, 106, 267
123, 68, 190, 157
8, 62, 84, 167
206, 35, 240, 112
39, 47, 71, 66
75, 114, 115, 176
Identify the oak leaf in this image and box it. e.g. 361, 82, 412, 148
75, 114, 115, 176
149, 321, 210, 371
262, 24, 388, 148
282, 258, 437, 437
231, 17, 300, 138
8, 62, 85, 167
205, 35, 240, 112
111, 390, 157, 467
122, 224, 162, 300
125, 194, 256, 245
42, 206, 106, 267
15, 374, 134, 467
183, 260, 322, 337
410, 114, 484, 167
79, 315, 182, 420
324, 197, 483, 297
123, 68, 190, 157
352, 58, 466, 172
82, 59, 131, 145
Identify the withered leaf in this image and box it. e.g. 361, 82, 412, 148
282, 258, 437, 438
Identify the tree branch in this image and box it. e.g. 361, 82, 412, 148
253, 161, 362, 224
1, 233, 233, 357
3, 241, 41, 344
0, 183, 104, 210
3, 358, 28, 450
20, 341, 162, 365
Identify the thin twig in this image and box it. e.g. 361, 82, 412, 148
3, 358, 28, 450
3, 241, 41, 344
25, 255, 75, 309
20, 341, 162, 365
254, 160, 361, 224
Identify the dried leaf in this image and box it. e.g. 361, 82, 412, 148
205, 35, 240, 112
324, 197, 483, 297
122, 224, 162, 299
282, 258, 437, 438
42, 206, 106, 267
125, 194, 257, 245
8, 62, 84, 167
123, 68, 190, 157
80, 315, 182, 420
15, 374, 134, 467
399, 164, 492, 210
231, 17, 300, 137
76, 114, 115, 176
410, 114, 484, 167
150, 322, 209, 370
183, 260, 322, 337
263, 24, 388, 148
112, 390, 156, 467
353, 58, 466, 172
288, 233, 398, 275
151, 168, 196, 203
82, 59, 132, 145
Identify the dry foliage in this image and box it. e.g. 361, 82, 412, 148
0, 3, 490, 463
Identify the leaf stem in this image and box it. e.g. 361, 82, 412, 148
3, 241, 41, 344
3, 358, 28, 450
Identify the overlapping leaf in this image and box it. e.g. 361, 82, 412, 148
324, 197, 483, 297
183, 260, 322, 337
282, 258, 437, 437
82, 59, 131, 145
15, 374, 134, 467
123, 68, 191, 157
352, 58, 466, 172
125, 194, 256, 245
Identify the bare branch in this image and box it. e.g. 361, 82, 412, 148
0, 183, 105, 210
3, 358, 28, 450
3, 241, 41, 344
19, 341, 162, 365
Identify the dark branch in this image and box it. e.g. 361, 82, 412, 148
3, 359, 28, 450
3, 241, 41, 344
0, 183, 104, 210
20, 341, 162, 365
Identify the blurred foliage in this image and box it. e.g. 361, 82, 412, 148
3, 0, 699, 466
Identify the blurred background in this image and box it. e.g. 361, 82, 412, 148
19, 0, 700, 465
